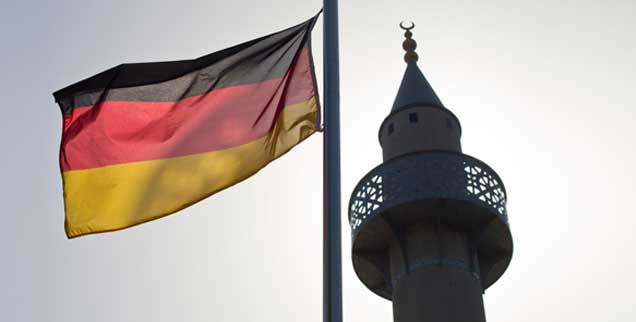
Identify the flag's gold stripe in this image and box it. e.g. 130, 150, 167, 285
62, 97, 318, 238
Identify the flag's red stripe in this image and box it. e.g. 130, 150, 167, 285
61, 58, 315, 172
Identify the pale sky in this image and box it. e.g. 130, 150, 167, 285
2, 0, 636, 321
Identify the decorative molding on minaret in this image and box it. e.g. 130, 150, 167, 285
400, 21, 418, 63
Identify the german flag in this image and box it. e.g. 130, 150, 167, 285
53, 17, 320, 238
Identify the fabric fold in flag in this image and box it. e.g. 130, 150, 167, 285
53, 15, 321, 238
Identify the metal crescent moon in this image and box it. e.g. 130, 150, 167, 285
400, 21, 415, 31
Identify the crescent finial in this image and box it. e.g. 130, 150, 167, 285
399, 21, 415, 31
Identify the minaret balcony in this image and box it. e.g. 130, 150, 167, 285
348, 150, 513, 299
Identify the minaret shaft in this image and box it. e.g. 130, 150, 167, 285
389, 222, 485, 322
393, 263, 485, 322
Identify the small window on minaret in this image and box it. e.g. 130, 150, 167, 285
409, 112, 418, 123
388, 123, 394, 135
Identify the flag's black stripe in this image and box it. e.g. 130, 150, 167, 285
54, 17, 316, 115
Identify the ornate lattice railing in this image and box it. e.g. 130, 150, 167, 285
349, 151, 508, 234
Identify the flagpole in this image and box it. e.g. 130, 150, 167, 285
323, 1, 342, 322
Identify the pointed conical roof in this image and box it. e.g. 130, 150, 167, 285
391, 23, 444, 112
391, 62, 444, 112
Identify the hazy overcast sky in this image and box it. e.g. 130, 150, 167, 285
2, 0, 635, 321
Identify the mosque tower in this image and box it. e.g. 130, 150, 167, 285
348, 23, 513, 322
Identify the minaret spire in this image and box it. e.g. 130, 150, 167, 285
392, 22, 444, 112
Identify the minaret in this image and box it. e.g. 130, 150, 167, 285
348, 23, 513, 322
